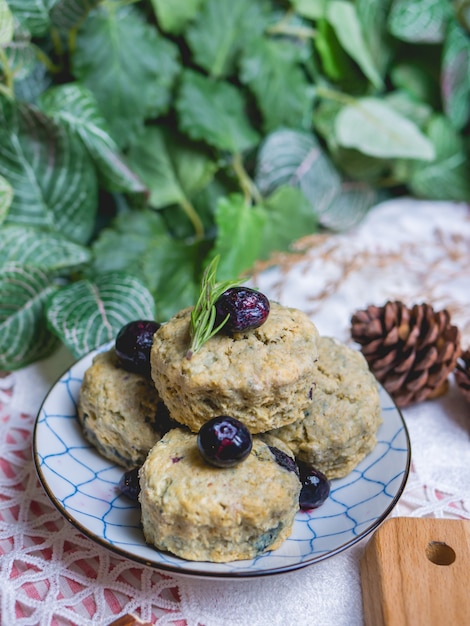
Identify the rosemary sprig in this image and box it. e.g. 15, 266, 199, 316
187, 256, 244, 359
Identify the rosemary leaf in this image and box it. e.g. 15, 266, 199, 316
187, 255, 244, 358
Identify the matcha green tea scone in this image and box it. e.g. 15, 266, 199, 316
139, 428, 301, 562
271, 336, 382, 479
78, 349, 169, 469
150, 301, 320, 434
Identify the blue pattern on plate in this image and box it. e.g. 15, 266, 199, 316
33, 343, 410, 578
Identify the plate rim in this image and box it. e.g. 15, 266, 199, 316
32, 343, 411, 580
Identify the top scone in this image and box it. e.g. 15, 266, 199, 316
150, 301, 320, 433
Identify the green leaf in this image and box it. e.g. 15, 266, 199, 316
0, 263, 59, 370
0, 225, 91, 273
46, 272, 156, 358
315, 181, 377, 231
213, 193, 266, 280
258, 186, 318, 259
441, 19, 470, 130
186, 0, 270, 78
356, 0, 395, 77
4, 31, 37, 82
126, 126, 217, 209
326, 0, 383, 88
6, 0, 56, 37
50, 0, 101, 32
390, 60, 441, 108
254, 128, 376, 230
72, 3, 180, 147
0, 0, 14, 45
176, 69, 260, 153
91, 208, 202, 320
315, 17, 354, 82
255, 128, 341, 199
0, 98, 98, 243
335, 97, 435, 160
142, 238, 202, 321
0, 173, 13, 223
39, 83, 145, 193
239, 38, 315, 133
290, 0, 326, 20
408, 115, 470, 201
150, 0, 204, 34
91, 209, 167, 276
388, 0, 451, 43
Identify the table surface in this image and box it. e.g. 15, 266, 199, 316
1, 197, 469, 626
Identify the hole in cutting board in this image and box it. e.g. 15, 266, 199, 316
425, 541, 456, 566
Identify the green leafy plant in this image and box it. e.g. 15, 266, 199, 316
0, 0, 469, 369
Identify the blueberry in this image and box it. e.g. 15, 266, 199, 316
297, 462, 331, 511
215, 287, 270, 333
268, 445, 300, 477
197, 416, 253, 468
118, 467, 140, 501
115, 320, 160, 378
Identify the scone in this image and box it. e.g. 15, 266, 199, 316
78, 349, 171, 469
139, 428, 301, 562
150, 302, 320, 433
271, 336, 382, 479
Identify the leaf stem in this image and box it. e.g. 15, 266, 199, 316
0, 48, 14, 96
315, 85, 357, 106
266, 8, 317, 39
179, 195, 205, 240
267, 22, 317, 39
232, 153, 263, 206
34, 46, 62, 74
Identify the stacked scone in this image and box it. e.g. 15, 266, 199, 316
77, 275, 382, 563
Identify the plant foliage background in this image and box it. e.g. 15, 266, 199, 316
0, 0, 469, 369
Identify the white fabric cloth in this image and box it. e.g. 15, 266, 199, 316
2, 197, 470, 626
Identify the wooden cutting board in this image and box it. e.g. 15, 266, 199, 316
360, 517, 470, 626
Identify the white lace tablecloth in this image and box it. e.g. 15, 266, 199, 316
1, 198, 469, 626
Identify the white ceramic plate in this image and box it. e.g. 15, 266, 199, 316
33, 342, 410, 579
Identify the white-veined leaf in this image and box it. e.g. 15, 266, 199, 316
0, 263, 59, 370
0, 97, 98, 243
255, 128, 377, 230
50, 0, 101, 32
0, 0, 14, 44
335, 98, 435, 160
6, 0, 57, 37
441, 19, 470, 130
39, 83, 145, 193
255, 128, 341, 203
0, 225, 91, 272
4, 29, 36, 81
388, 0, 451, 43
0, 173, 13, 224
46, 272, 156, 357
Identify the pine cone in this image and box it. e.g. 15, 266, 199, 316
455, 349, 470, 404
351, 301, 461, 408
